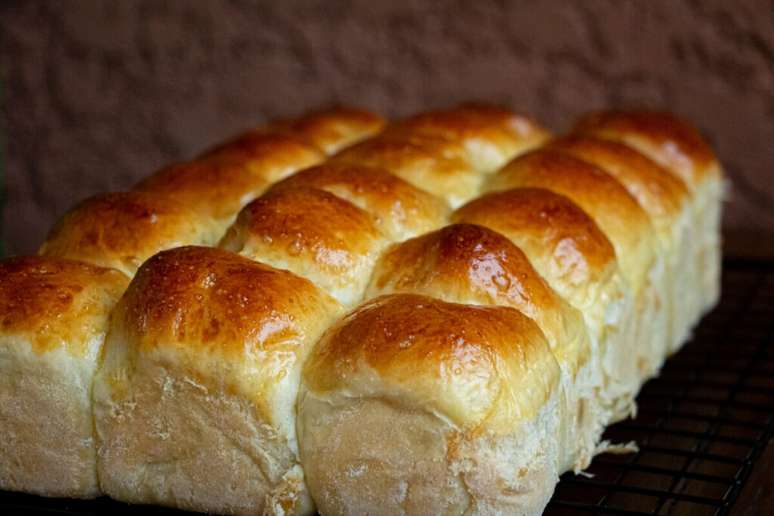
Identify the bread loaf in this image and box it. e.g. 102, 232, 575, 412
1, 104, 722, 515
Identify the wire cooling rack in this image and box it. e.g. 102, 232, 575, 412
547, 258, 774, 515
1, 259, 772, 515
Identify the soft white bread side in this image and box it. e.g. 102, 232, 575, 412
366, 223, 601, 472
92, 246, 342, 515
574, 111, 724, 317
0, 256, 128, 498
298, 294, 562, 516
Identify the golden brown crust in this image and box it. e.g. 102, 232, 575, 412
387, 103, 551, 171
488, 150, 655, 289
330, 134, 481, 206
368, 223, 590, 374
39, 192, 214, 276
303, 293, 559, 430
220, 187, 386, 275
370, 223, 558, 321
135, 155, 269, 222
0, 256, 128, 354
267, 162, 449, 240
574, 110, 720, 188
200, 131, 324, 184
267, 106, 386, 154
453, 188, 616, 289
118, 246, 340, 357
547, 135, 689, 229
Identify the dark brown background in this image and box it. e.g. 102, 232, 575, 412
2, 0, 774, 256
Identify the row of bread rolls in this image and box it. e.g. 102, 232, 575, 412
92, 106, 549, 514
298, 110, 723, 515
0, 104, 722, 515
1, 107, 384, 506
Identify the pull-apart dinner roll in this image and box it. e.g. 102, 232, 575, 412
574, 111, 723, 314
267, 106, 386, 155
267, 163, 450, 242
39, 191, 215, 276
137, 157, 269, 221
3, 104, 723, 515
366, 223, 600, 471
218, 187, 390, 307
201, 131, 324, 184
0, 257, 128, 498
330, 133, 481, 207
387, 103, 551, 172
298, 294, 562, 516
135, 156, 277, 237
221, 163, 450, 307
453, 188, 635, 420
487, 150, 667, 382
93, 246, 342, 515
547, 136, 695, 352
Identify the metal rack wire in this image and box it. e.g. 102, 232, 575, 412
1, 259, 772, 515
546, 258, 774, 515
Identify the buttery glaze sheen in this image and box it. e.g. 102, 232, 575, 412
574, 110, 720, 188
39, 191, 215, 276
95, 246, 342, 515
548, 135, 689, 226
387, 103, 551, 172
454, 187, 617, 294
219, 187, 388, 305
0, 256, 128, 355
136, 155, 270, 222
118, 246, 340, 357
488, 149, 656, 293
367, 223, 590, 376
0, 104, 724, 516
201, 131, 324, 183
267, 162, 449, 241
0, 256, 129, 499
331, 133, 481, 206
304, 293, 559, 431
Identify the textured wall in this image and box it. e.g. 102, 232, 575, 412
2, 0, 774, 255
